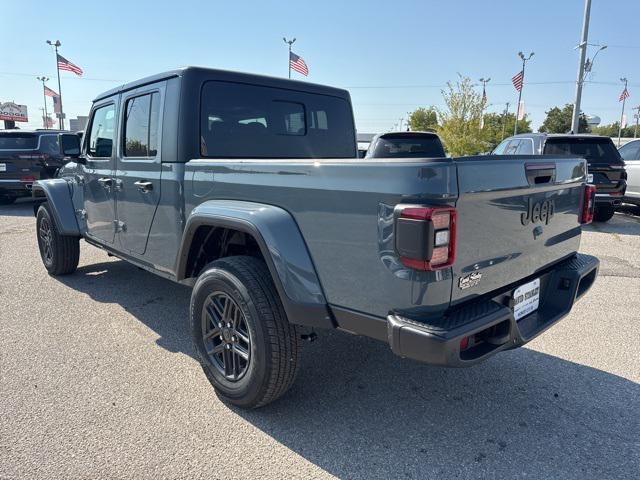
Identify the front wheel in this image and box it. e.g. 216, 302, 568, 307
36, 204, 80, 275
190, 256, 300, 409
593, 206, 615, 223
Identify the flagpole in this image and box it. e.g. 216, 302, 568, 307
37, 76, 50, 130
283, 37, 296, 79
618, 77, 628, 147
514, 52, 534, 135
501, 102, 510, 141
46, 40, 64, 130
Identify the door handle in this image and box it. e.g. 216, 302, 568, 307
98, 177, 113, 190
134, 180, 153, 192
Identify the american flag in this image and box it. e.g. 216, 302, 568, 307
289, 52, 309, 76
52, 96, 61, 114
44, 86, 59, 97
57, 54, 83, 76
512, 71, 524, 92
619, 87, 630, 102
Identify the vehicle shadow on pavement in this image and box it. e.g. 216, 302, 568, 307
55, 259, 195, 357
237, 330, 639, 479
0, 199, 36, 218
584, 208, 640, 236
54, 259, 639, 479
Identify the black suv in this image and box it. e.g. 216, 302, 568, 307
365, 131, 446, 159
494, 134, 626, 222
0, 130, 79, 204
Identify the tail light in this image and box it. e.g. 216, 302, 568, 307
580, 184, 596, 224
395, 206, 457, 271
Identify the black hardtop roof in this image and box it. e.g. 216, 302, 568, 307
93, 66, 351, 102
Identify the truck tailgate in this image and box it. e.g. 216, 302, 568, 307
451, 155, 586, 305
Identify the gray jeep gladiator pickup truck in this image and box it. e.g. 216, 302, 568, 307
33, 67, 599, 408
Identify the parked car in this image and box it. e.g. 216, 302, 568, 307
0, 129, 79, 204
618, 139, 640, 206
33, 67, 599, 409
365, 131, 446, 158
494, 134, 626, 222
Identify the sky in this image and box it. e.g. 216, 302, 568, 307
2, 0, 640, 133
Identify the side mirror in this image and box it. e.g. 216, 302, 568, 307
59, 133, 81, 158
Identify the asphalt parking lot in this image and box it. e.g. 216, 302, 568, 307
1, 199, 638, 479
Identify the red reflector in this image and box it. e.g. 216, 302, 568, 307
610, 191, 623, 197
581, 184, 596, 224
20, 175, 36, 183
460, 336, 469, 351
430, 246, 449, 265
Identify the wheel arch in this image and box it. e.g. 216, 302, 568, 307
176, 200, 334, 329
31, 179, 81, 237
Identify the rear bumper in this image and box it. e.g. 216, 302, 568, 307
387, 253, 599, 367
595, 193, 623, 207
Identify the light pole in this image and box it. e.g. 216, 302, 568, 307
571, 0, 592, 134
501, 102, 510, 141
283, 37, 296, 79
46, 39, 64, 129
618, 77, 628, 146
514, 51, 534, 135
36, 76, 50, 129
479, 77, 490, 129
633, 106, 640, 138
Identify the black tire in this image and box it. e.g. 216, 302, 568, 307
0, 195, 16, 205
36, 203, 80, 275
593, 206, 615, 222
190, 255, 300, 409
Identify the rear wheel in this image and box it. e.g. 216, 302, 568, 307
190, 256, 300, 409
36, 204, 80, 275
593, 206, 615, 222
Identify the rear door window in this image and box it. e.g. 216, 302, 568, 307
619, 141, 640, 161
504, 140, 520, 154
87, 103, 116, 158
200, 81, 356, 158
123, 92, 160, 157
38, 135, 60, 155
515, 139, 533, 155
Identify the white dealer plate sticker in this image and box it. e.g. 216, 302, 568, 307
513, 278, 540, 321
0, 163, 6, 172
587, 173, 594, 183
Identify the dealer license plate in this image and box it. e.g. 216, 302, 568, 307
0, 163, 6, 172
587, 173, 594, 183
513, 278, 540, 321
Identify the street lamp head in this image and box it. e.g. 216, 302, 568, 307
518, 51, 524, 60
46, 40, 61, 47
529, 52, 535, 58
600, 45, 608, 51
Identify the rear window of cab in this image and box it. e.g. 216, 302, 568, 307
200, 81, 356, 159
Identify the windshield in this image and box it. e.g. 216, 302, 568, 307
367, 134, 445, 158
0, 133, 38, 150
544, 137, 623, 164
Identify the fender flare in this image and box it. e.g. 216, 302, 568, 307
31, 179, 81, 236
176, 200, 334, 329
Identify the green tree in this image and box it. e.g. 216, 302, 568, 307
408, 107, 438, 131
481, 112, 532, 151
592, 122, 636, 138
436, 75, 486, 156
539, 104, 590, 134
